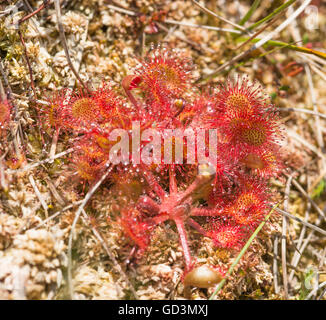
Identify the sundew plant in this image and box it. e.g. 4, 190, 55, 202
40, 45, 283, 281
3, 0, 325, 301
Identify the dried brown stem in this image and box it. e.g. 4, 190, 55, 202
18, 29, 36, 99
54, 0, 88, 90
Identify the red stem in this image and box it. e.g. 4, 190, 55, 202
125, 90, 141, 109
176, 174, 211, 205
187, 218, 207, 236
190, 207, 222, 217
19, 1, 50, 24
142, 168, 166, 201
151, 214, 169, 226
169, 166, 178, 194
174, 218, 192, 270
122, 75, 141, 109
137, 196, 160, 215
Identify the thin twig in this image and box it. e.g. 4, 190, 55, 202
156, 22, 208, 53
280, 107, 326, 120
287, 129, 326, 159
19, 0, 51, 24
310, 63, 326, 82
305, 64, 324, 150
306, 281, 326, 300
273, 235, 280, 294
290, 229, 316, 284
191, 0, 247, 32
268, 252, 306, 273
318, 247, 326, 269
318, 286, 326, 300
18, 29, 36, 99
276, 208, 326, 236
107, 4, 136, 16
289, 178, 311, 284
307, 245, 326, 265
296, 53, 326, 81
46, 175, 66, 207
54, 0, 88, 90
29, 174, 48, 218
107, 1, 225, 53
67, 164, 113, 299
282, 175, 293, 298
288, 176, 326, 222
0, 3, 24, 17
81, 210, 139, 299
304, 63, 326, 193
16, 1, 51, 99
32, 200, 83, 230
6, 148, 74, 174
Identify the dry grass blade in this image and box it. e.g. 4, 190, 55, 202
251, 0, 311, 48
280, 107, 326, 120
289, 177, 326, 222
276, 208, 326, 236
235, 38, 326, 60
191, 0, 247, 32
28, 174, 48, 219
164, 19, 242, 34
207, 0, 312, 77
235, 14, 282, 51
247, 0, 297, 31
46, 175, 66, 207
239, 0, 261, 26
